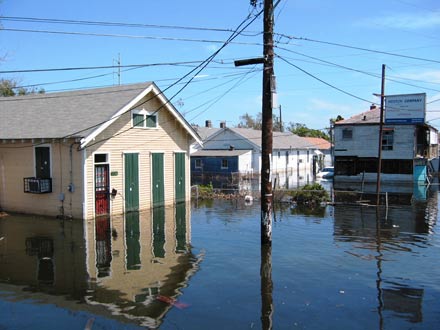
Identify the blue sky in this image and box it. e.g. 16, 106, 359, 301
1, 0, 440, 131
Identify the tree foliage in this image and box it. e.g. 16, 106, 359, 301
287, 122, 329, 140
236, 112, 283, 132
0, 79, 45, 97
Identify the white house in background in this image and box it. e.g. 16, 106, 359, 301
333, 103, 438, 187
191, 123, 327, 188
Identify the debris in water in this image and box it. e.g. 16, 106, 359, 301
84, 318, 95, 330
156, 295, 189, 309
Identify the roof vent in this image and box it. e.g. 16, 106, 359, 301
220, 121, 226, 128
205, 120, 212, 128
363, 115, 367, 121
370, 104, 377, 110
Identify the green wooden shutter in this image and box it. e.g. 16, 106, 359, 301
175, 152, 186, 202
152, 153, 164, 206
125, 153, 139, 212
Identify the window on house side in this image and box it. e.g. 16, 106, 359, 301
35, 146, 51, 179
382, 130, 394, 150
342, 128, 353, 140
221, 159, 228, 169
195, 159, 202, 168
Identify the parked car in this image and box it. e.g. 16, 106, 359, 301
317, 166, 334, 179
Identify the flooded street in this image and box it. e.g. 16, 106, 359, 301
0, 190, 439, 329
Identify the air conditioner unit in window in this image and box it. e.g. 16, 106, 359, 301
24, 177, 52, 194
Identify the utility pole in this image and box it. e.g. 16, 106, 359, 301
236, 0, 274, 245
376, 64, 386, 206
261, 0, 274, 245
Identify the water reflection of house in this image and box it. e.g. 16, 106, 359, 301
0, 83, 201, 219
0, 215, 88, 296
191, 121, 329, 188
85, 204, 200, 328
0, 203, 200, 328
332, 202, 438, 324
333, 104, 438, 187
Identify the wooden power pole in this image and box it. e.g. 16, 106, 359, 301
261, 0, 274, 245
237, 0, 274, 245
376, 64, 386, 206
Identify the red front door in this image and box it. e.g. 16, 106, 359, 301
95, 164, 110, 216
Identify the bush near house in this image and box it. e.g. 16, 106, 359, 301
288, 183, 330, 206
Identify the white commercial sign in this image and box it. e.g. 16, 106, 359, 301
385, 93, 426, 124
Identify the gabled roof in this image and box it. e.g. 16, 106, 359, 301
0, 82, 201, 148
202, 127, 318, 150
193, 126, 221, 141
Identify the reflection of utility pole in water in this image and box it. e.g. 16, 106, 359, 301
375, 208, 384, 330
261, 244, 273, 330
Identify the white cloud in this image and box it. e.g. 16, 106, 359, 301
360, 12, 440, 30
206, 44, 219, 53
392, 70, 440, 84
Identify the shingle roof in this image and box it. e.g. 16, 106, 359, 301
193, 126, 221, 140
228, 127, 315, 149
303, 137, 331, 150
191, 149, 251, 157
335, 107, 381, 125
0, 83, 153, 139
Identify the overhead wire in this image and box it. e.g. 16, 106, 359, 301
65, 6, 266, 149
275, 33, 440, 64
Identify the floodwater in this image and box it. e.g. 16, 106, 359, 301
0, 190, 439, 329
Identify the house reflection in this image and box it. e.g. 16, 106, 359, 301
0, 215, 88, 298
86, 202, 199, 328
333, 196, 438, 325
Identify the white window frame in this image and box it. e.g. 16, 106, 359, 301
195, 159, 202, 169
132, 109, 158, 129
221, 159, 228, 169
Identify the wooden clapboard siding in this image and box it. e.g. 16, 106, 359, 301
83, 92, 191, 218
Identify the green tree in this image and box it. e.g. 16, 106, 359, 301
0, 79, 45, 97
287, 122, 329, 140
237, 112, 283, 131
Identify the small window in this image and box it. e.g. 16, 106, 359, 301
382, 130, 394, 151
132, 109, 158, 129
146, 115, 157, 128
195, 159, 202, 168
342, 128, 353, 140
94, 154, 108, 163
221, 159, 228, 169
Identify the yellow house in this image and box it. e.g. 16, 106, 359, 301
0, 83, 201, 219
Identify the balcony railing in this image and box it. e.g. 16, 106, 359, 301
24, 177, 52, 194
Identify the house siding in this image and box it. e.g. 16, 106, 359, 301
0, 139, 84, 218
83, 96, 191, 219
334, 125, 415, 159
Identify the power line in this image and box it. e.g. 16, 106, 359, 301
276, 55, 374, 105
0, 60, 210, 74
0, 16, 236, 32
65, 7, 266, 148
0, 27, 263, 46
276, 33, 440, 64
275, 46, 440, 93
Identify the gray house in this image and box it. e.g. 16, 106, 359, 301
333, 104, 438, 187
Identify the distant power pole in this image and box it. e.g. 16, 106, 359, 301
261, 0, 274, 245
376, 64, 386, 206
